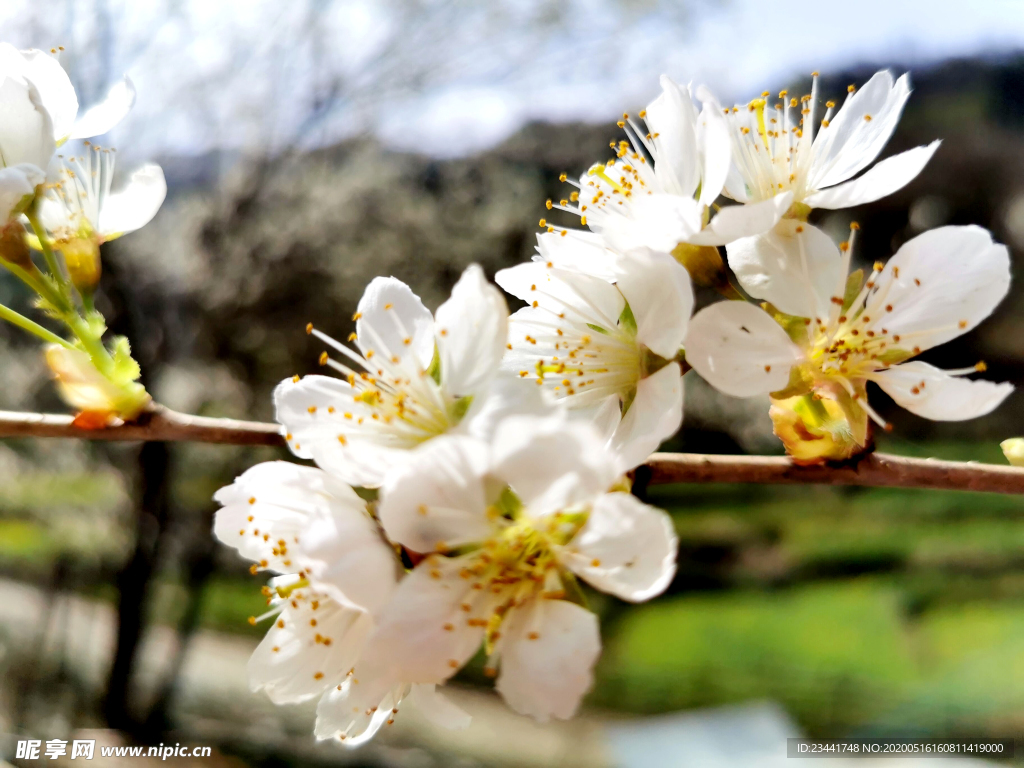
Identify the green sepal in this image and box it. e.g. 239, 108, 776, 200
617, 301, 638, 336
109, 336, 142, 385
447, 394, 474, 424
842, 269, 864, 313
426, 342, 441, 385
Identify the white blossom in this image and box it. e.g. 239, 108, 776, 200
545, 75, 791, 254
213, 461, 469, 745
497, 242, 691, 471
685, 225, 1013, 439
276, 264, 539, 488
344, 414, 677, 723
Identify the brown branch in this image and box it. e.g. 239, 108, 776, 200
644, 452, 1024, 496
0, 408, 1021, 494
0, 406, 284, 446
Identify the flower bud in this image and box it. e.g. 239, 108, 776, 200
45, 344, 150, 424
671, 243, 740, 299
770, 394, 868, 465
0, 220, 33, 269
60, 235, 102, 293
1001, 438, 1024, 467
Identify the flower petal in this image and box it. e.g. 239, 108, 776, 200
0, 45, 76, 142
299, 503, 400, 615
494, 598, 600, 722
97, 163, 166, 239
697, 101, 731, 206
356, 276, 435, 371
0, 162, 42, 220
405, 684, 472, 730
726, 220, 841, 321
248, 597, 374, 705
687, 192, 792, 247
685, 301, 803, 397
273, 375, 410, 488
611, 362, 683, 472
534, 229, 621, 282
314, 670, 403, 744
646, 75, 700, 197
492, 414, 619, 517
378, 434, 491, 553
434, 264, 507, 398
69, 75, 135, 140
804, 141, 939, 209
864, 225, 1010, 352
496, 261, 625, 326
0, 76, 55, 169
870, 361, 1013, 421
359, 553, 490, 684
561, 492, 677, 601
601, 193, 704, 253
809, 70, 911, 190
614, 247, 693, 359
463, 374, 556, 442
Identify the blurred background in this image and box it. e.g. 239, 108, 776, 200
2, 0, 1024, 765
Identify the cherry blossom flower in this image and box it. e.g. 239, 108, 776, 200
546, 75, 790, 255
213, 461, 469, 745
276, 264, 538, 488
341, 414, 677, 723
685, 225, 1013, 454
497, 243, 691, 471
0, 43, 135, 145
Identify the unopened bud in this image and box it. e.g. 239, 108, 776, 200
1001, 438, 1024, 467
0, 220, 33, 269
60, 236, 102, 293
672, 243, 732, 292
769, 394, 869, 465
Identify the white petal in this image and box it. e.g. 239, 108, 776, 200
610, 362, 683, 472
435, 264, 507, 398
866, 225, 1010, 352
359, 554, 489, 683
809, 71, 911, 190
496, 261, 625, 325
299, 503, 400, 615
0, 162, 42, 219
614, 247, 693, 359
601, 193, 703, 253
562, 492, 677, 601
870, 361, 1013, 421
248, 598, 374, 705
0, 45, 76, 142
726, 220, 841, 320
405, 684, 472, 730
495, 598, 600, 722
314, 668, 403, 744
684, 301, 803, 397
212, 461, 364, 574
646, 75, 700, 197
687, 192, 792, 247
697, 101, 732, 206
0, 76, 55, 169
97, 163, 166, 238
535, 229, 621, 281
462, 374, 557, 442
492, 414, 619, 517
356, 276, 435, 370
804, 141, 939, 209
273, 375, 410, 488
378, 435, 491, 553
69, 75, 136, 140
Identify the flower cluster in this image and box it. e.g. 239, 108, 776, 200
0, 43, 165, 425
216, 69, 1013, 743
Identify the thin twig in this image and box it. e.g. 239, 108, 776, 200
0, 406, 284, 446
644, 452, 1024, 496
0, 408, 1021, 494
